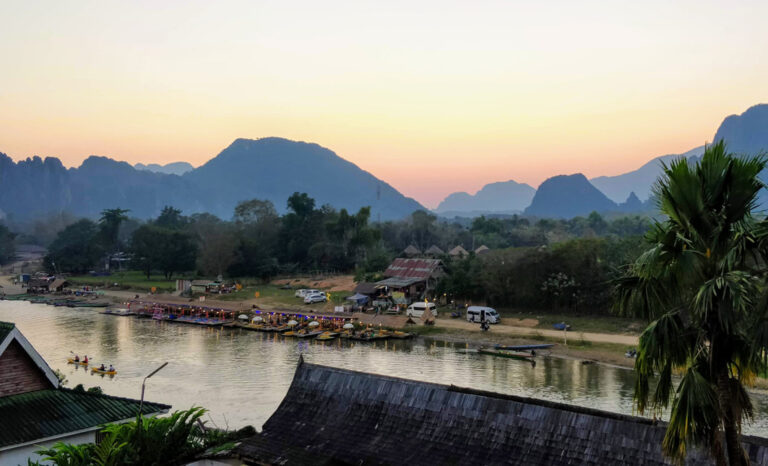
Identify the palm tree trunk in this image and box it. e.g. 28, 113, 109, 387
717, 370, 748, 465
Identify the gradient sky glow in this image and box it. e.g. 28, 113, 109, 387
1, 1, 767, 207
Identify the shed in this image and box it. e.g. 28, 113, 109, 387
353, 282, 378, 296
26, 278, 51, 293
475, 245, 490, 255
238, 360, 768, 465
449, 245, 469, 258
425, 245, 445, 256
49, 279, 68, 293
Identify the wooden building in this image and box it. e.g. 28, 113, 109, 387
239, 360, 768, 465
0, 322, 169, 464
375, 258, 443, 302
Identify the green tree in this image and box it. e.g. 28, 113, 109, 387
98, 208, 130, 253
131, 225, 197, 279
614, 141, 768, 465
44, 219, 102, 273
154, 206, 187, 230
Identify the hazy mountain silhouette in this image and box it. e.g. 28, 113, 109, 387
135, 161, 194, 176
590, 146, 704, 203
524, 174, 618, 218
435, 180, 535, 215
0, 138, 423, 222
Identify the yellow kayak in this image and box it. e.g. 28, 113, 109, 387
283, 331, 298, 337
91, 367, 117, 375
67, 358, 88, 366
316, 332, 339, 341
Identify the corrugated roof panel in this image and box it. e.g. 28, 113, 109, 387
0, 388, 170, 448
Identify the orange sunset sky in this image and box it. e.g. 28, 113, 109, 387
1, 1, 766, 207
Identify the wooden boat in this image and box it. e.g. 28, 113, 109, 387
102, 307, 134, 316
316, 332, 339, 341
390, 331, 414, 339
67, 358, 88, 366
91, 367, 117, 375
68, 301, 110, 308
282, 330, 298, 337
296, 330, 324, 339
478, 348, 535, 360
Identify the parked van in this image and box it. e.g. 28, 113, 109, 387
466, 306, 500, 324
406, 301, 437, 318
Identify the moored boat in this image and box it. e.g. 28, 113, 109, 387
478, 348, 534, 360
316, 331, 339, 341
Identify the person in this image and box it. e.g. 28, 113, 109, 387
108, 364, 114, 372
83, 355, 88, 364
74, 354, 80, 362
99, 363, 106, 371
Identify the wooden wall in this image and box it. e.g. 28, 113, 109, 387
0, 340, 52, 397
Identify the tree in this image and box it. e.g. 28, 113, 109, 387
44, 219, 102, 274
154, 206, 186, 230
131, 225, 197, 279
0, 223, 16, 266
98, 208, 130, 253
188, 213, 236, 277
614, 141, 768, 465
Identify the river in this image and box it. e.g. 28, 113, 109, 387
3, 300, 768, 435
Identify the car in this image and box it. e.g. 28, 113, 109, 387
406, 302, 437, 318
466, 306, 500, 324
294, 289, 308, 298
304, 292, 327, 304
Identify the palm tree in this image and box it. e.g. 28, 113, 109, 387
99, 208, 130, 253
615, 141, 768, 465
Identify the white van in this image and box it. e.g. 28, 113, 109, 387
406, 302, 437, 318
466, 306, 500, 324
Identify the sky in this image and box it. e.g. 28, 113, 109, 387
0, 1, 766, 208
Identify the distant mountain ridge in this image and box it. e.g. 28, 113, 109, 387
435, 180, 535, 215
0, 138, 424, 222
135, 161, 194, 176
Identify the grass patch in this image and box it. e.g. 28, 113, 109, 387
67, 270, 183, 292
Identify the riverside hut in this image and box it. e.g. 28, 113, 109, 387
238, 360, 768, 465
475, 244, 490, 255
425, 244, 445, 256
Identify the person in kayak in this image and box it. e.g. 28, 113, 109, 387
108, 364, 114, 372
83, 355, 88, 364
74, 354, 80, 362
99, 363, 106, 371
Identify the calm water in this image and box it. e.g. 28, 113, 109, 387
3, 300, 768, 435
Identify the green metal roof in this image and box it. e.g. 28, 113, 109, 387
0, 321, 14, 346
0, 388, 170, 448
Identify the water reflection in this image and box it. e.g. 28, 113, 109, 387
3, 300, 768, 434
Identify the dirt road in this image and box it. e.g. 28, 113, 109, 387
435, 318, 639, 345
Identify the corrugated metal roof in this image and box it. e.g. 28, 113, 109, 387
383, 258, 442, 280
239, 361, 768, 465
0, 388, 170, 448
375, 277, 423, 288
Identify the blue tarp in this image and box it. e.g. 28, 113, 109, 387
346, 293, 369, 304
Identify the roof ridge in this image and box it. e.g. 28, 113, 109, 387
58, 387, 171, 409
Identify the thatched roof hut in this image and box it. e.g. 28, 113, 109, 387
238, 360, 768, 465
475, 244, 490, 255
449, 245, 469, 257
425, 245, 445, 256
403, 245, 421, 256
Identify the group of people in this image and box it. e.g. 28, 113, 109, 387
73, 354, 114, 371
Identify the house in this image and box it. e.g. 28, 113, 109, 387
190, 280, 215, 294
402, 245, 421, 257
238, 359, 768, 465
448, 245, 469, 258
474, 245, 490, 255
0, 321, 170, 465
375, 258, 443, 302
424, 245, 445, 256
26, 278, 51, 293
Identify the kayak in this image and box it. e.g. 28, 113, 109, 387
67, 358, 88, 366
91, 367, 117, 375
315, 332, 339, 341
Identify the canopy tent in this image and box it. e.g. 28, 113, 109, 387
346, 293, 369, 305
